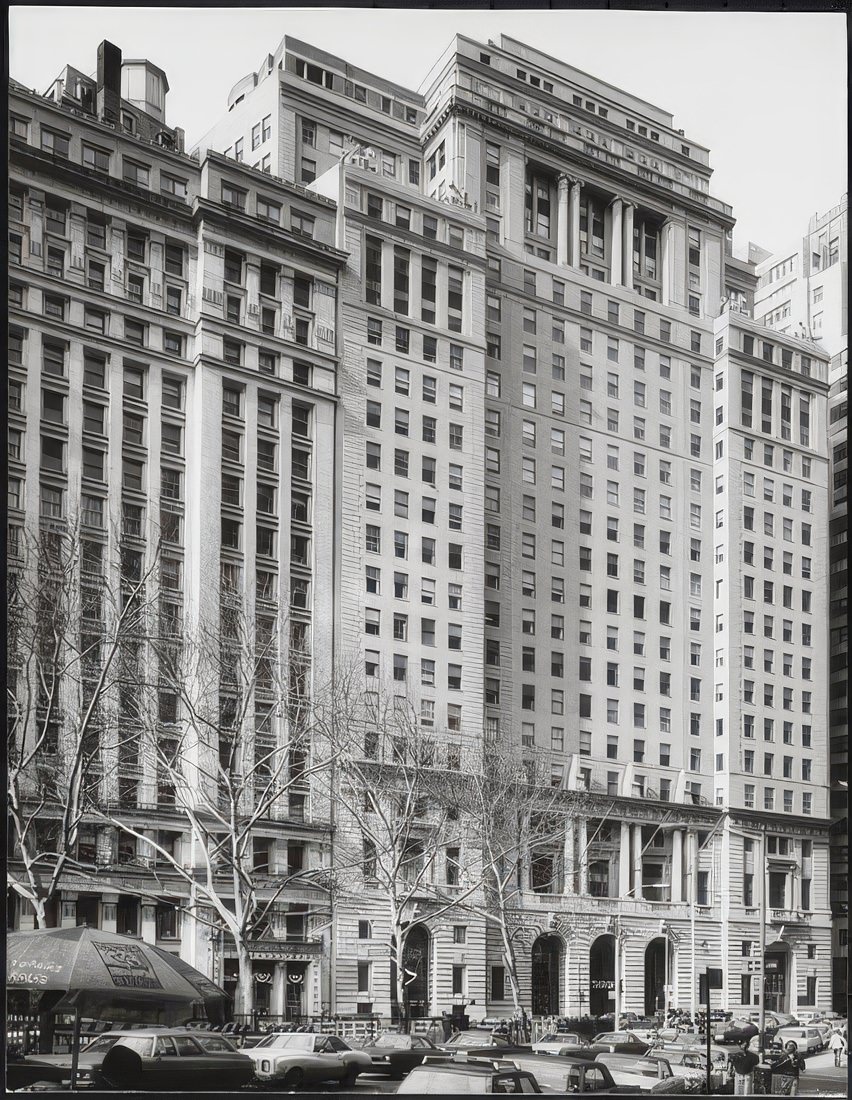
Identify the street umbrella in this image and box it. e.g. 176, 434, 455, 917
7, 926, 230, 1085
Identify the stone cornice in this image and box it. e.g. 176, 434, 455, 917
423, 99, 736, 230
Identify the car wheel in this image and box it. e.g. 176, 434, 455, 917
340, 1067, 359, 1088
284, 1067, 305, 1089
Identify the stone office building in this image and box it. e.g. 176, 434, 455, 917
8, 41, 345, 1020
9, 31, 835, 1022
197, 31, 834, 1020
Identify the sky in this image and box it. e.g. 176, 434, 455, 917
9, 7, 847, 255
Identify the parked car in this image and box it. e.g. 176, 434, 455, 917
532, 1032, 588, 1055
477, 1016, 514, 1031
241, 1031, 371, 1088
357, 1032, 441, 1077
588, 1032, 651, 1055
396, 1056, 542, 1093
437, 1034, 516, 1051
6, 1029, 255, 1091
649, 1043, 730, 1087
647, 1027, 701, 1046
713, 1018, 760, 1044
486, 1052, 642, 1094
771, 1025, 826, 1054
637, 1053, 707, 1093
592, 1054, 684, 1094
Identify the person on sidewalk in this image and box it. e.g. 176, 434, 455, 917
828, 1028, 847, 1067
728, 1039, 759, 1095
769, 1041, 805, 1096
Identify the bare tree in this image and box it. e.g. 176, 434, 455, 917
100, 593, 335, 1017
6, 523, 159, 928
456, 754, 580, 1016
312, 663, 486, 1023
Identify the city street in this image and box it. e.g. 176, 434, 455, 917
796, 1050, 848, 1096
262, 1055, 850, 1095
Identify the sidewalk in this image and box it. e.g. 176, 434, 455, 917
796, 1049, 848, 1096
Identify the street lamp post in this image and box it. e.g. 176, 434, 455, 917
758, 822, 767, 1057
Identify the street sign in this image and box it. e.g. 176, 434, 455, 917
698, 968, 723, 1002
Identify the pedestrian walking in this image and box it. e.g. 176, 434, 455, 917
828, 1028, 847, 1067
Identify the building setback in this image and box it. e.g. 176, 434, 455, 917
8, 33, 837, 1022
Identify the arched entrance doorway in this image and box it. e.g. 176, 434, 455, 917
392, 925, 430, 1020
644, 938, 666, 1017
531, 934, 561, 1015
589, 934, 616, 1017
764, 941, 790, 1014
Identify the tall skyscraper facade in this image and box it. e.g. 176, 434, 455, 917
8, 32, 836, 1022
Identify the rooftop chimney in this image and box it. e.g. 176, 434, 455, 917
97, 40, 122, 124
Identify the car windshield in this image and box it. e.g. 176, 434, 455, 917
253, 1033, 314, 1050
116, 1036, 155, 1056
81, 1036, 123, 1054
449, 1033, 501, 1047
196, 1036, 238, 1052
400, 1070, 491, 1093
372, 1034, 412, 1049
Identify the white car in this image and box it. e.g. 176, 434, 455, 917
771, 1026, 826, 1054
242, 1032, 371, 1088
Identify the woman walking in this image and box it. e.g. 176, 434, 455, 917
828, 1028, 847, 1068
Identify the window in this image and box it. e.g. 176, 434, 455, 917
42, 129, 70, 157
290, 209, 315, 239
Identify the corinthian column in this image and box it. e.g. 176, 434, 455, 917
610, 198, 623, 287
557, 175, 570, 267
569, 180, 581, 267
622, 203, 635, 289
671, 829, 684, 903
660, 220, 672, 306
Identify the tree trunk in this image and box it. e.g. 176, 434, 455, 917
233, 940, 254, 1020
499, 920, 524, 1014
390, 924, 409, 1027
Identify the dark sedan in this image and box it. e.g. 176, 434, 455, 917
359, 1032, 441, 1077
7, 1029, 255, 1091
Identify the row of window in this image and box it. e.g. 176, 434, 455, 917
10, 296, 186, 356
737, 331, 815, 377
364, 194, 462, 246
365, 235, 465, 331
742, 786, 814, 815
12, 117, 190, 197
219, 178, 317, 238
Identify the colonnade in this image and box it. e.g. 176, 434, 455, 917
552, 173, 678, 304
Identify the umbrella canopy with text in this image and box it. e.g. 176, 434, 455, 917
7, 926, 229, 1023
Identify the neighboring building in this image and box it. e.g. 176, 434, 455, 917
712, 314, 833, 1014
9, 33, 838, 1024
827, 350, 848, 1012
752, 197, 848, 1011
8, 41, 347, 1019
754, 198, 847, 356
